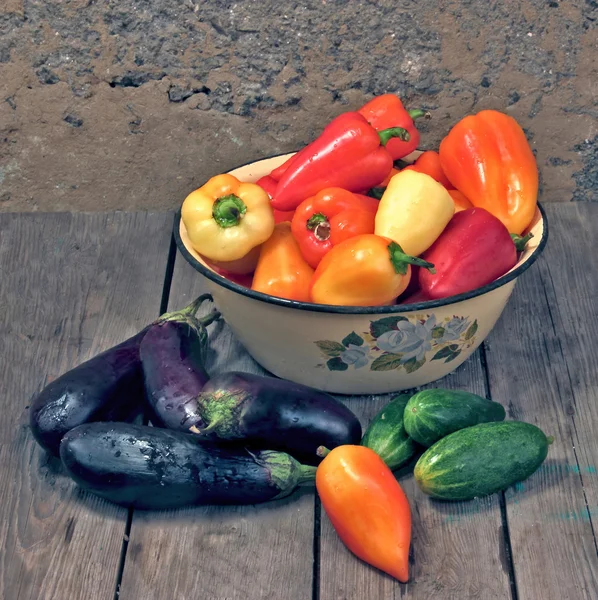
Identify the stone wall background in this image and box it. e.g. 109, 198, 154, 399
0, 0, 596, 212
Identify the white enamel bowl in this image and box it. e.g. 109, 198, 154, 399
174, 151, 548, 395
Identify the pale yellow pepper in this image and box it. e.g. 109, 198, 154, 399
181, 173, 275, 262
375, 170, 455, 256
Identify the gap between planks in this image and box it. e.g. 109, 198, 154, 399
112, 230, 179, 600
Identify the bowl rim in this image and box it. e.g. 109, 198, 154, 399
173, 153, 549, 315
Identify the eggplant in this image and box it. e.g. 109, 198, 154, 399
29, 295, 216, 456
140, 295, 219, 432
60, 422, 316, 509
195, 371, 362, 463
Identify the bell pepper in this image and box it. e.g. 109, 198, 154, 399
316, 445, 412, 582
181, 173, 275, 263
255, 175, 296, 224
438, 109, 539, 235
358, 93, 430, 160
401, 150, 454, 189
379, 167, 400, 188
271, 112, 409, 211
255, 175, 278, 198
418, 207, 532, 300
375, 170, 455, 257
204, 244, 261, 279
310, 234, 435, 306
448, 189, 473, 213
269, 152, 301, 182
291, 188, 377, 269
251, 222, 314, 302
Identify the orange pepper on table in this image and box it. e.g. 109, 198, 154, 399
251, 222, 314, 302
310, 234, 435, 306
401, 150, 454, 189
438, 110, 538, 235
316, 445, 412, 582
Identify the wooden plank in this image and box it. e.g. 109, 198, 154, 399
0, 212, 173, 600
119, 255, 316, 600
483, 203, 598, 599
318, 353, 512, 600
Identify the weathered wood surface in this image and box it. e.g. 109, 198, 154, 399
318, 354, 512, 600
118, 256, 316, 600
2, 204, 596, 600
482, 202, 598, 600
0, 213, 173, 600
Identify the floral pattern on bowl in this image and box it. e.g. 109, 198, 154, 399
315, 314, 478, 373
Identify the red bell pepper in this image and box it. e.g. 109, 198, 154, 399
256, 175, 296, 224
418, 207, 531, 300
291, 188, 377, 269
271, 112, 409, 211
255, 175, 278, 198
401, 150, 454, 189
358, 93, 430, 160
269, 155, 296, 181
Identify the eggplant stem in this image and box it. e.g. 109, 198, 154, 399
199, 310, 221, 327
182, 294, 214, 317
297, 465, 317, 484
193, 417, 223, 436
159, 293, 214, 322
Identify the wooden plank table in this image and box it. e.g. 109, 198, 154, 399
1, 203, 596, 600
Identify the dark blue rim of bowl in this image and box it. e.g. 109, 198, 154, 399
173, 160, 549, 315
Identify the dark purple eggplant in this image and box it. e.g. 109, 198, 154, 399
29, 295, 217, 456
140, 300, 220, 432
195, 371, 362, 464
60, 422, 316, 509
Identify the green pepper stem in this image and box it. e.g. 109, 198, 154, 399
547, 435, 555, 445
378, 127, 411, 146
306, 212, 328, 231
388, 241, 436, 276
316, 446, 331, 458
511, 232, 534, 252
408, 108, 432, 121
297, 465, 317, 484
212, 194, 247, 228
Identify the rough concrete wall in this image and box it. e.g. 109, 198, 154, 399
0, 0, 596, 212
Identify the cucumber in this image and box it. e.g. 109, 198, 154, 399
361, 394, 417, 470
404, 388, 506, 447
414, 421, 551, 501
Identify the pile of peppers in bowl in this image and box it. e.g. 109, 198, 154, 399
181, 94, 539, 307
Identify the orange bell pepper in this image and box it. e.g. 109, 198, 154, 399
310, 234, 435, 306
448, 189, 473, 213
316, 445, 412, 582
401, 150, 454, 189
251, 222, 314, 302
378, 167, 400, 188
438, 110, 538, 235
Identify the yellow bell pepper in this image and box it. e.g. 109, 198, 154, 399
181, 173, 275, 262
374, 170, 455, 256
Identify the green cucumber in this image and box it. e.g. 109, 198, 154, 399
414, 421, 551, 501
361, 394, 417, 470
404, 388, 506, 447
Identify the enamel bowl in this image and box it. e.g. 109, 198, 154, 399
174, 151, 548, 395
